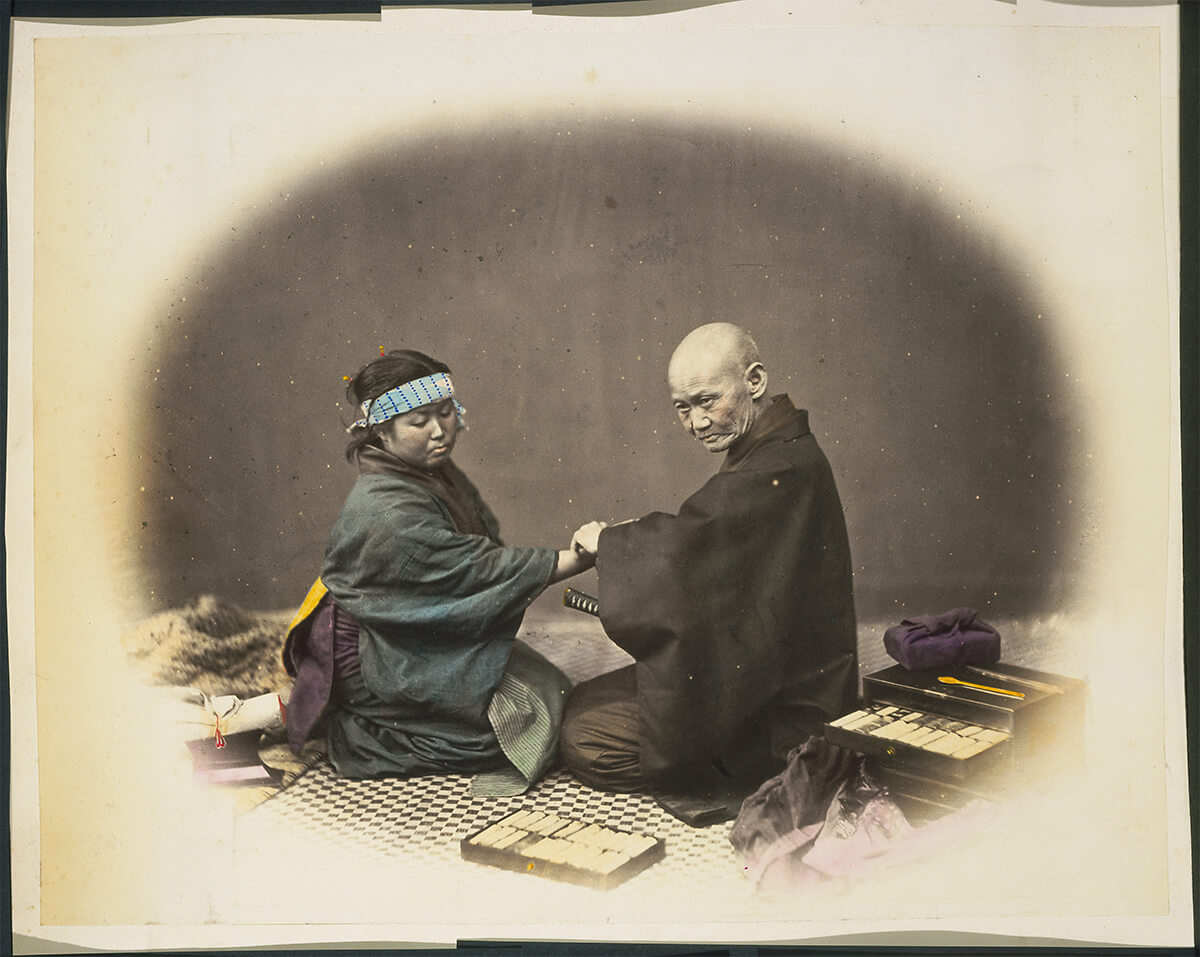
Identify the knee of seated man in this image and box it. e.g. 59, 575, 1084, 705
559, 715, 626, 779
558, 706, 598, 770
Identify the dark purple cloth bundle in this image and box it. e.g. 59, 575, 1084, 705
882, 608, 1001, 671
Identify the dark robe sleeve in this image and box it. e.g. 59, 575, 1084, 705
596, 437, 857, 793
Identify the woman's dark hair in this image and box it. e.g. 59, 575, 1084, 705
344, 349, 452, 461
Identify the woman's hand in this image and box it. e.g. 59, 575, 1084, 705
546, 520, 607, 585
571, 520, 608, 557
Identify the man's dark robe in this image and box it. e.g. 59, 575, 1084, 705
595, 395, 857, 805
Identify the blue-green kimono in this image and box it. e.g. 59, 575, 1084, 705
285, 445, 562, 787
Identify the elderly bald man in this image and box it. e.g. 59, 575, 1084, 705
562, 323, 857, 825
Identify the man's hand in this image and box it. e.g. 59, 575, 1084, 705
571, 520, 608, 556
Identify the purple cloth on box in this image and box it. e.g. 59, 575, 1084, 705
882, 607, 1001, 671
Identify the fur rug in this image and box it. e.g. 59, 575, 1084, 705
121, 595, 294, 698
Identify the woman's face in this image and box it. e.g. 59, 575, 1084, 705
377, 398, 460, 470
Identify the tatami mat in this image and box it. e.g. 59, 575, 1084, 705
232, 604, 738, 904
240, 760, 742, 886
221, 601, 1086, 933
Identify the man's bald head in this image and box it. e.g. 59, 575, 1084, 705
667, 323, 770, 453
667, 323, 762, 383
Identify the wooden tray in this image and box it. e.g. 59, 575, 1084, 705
460, 809, 665, 891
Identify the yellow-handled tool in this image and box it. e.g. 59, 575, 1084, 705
937, 675, 1025, 699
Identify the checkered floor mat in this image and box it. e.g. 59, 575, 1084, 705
516, 612, 635, 685
229, 612, 932, 903
227, 614, 756, 919
238, 758, 742, 889
200, 606, 1081, 934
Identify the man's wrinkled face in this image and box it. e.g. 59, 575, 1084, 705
668, 353, 757, 453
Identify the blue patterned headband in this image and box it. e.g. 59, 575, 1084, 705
347, 372, 466, 432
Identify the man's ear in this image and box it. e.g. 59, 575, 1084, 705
745, 362, 768, 400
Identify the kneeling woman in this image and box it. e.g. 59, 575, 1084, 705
284, 349, 601, 793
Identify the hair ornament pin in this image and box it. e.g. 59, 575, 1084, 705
379, 345, 386, 356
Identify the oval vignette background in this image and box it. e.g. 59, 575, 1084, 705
126, 116, 1087, 623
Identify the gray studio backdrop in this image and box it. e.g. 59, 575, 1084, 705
127, 116, 1084, 621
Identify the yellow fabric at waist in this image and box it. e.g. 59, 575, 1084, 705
287, 577, 329, 634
